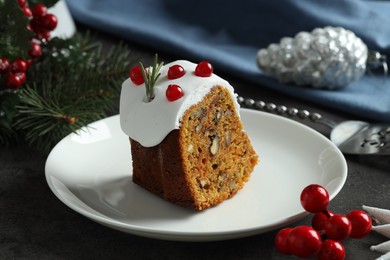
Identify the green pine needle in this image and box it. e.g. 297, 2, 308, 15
0, 1, 139, 151
0, 32, 138, 151
140, 54, 164, 102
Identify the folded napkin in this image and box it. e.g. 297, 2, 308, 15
363, 206, 390, 260
65, 0, 390, 122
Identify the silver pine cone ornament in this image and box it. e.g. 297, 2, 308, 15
257, 26, 369, 89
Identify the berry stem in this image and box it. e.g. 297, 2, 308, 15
323, 209, 332, 218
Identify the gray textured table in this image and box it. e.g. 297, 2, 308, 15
1, 27, 389, 259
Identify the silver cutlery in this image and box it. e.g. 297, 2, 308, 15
238, 96, 390, 155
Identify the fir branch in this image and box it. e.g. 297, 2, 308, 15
10, 33, 138, 151
140, 53, 164, 102
15, 86, 83, 151
0, 2, 138, 151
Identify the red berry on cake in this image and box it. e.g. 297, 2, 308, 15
129, 65, 147, 85
195, 61, 213, 77
167, 64, 185, 79
166, 84, 184, 102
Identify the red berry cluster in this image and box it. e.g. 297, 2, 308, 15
129, 61, 214, 102
23, 1, 58, 41
275, 184, 372, 259
0, 1, 58, 89
0, 58, 28, 89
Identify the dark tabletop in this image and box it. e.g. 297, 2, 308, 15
1, 25, 389, 260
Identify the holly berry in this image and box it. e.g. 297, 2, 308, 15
129, 65, 147, 85
287, 226, 322, 258
318, 240, 346, 260
275, 184, 372, 259
28, 42, 42, 58
25, 59, 33, 69
325, 214, 352, 241
167, 64, 185, 79
32, 4, 48, 18
42, 14, 58, 31
0, 58, 10, 74
312, 210, 334, 231
275, 228, 292, 255
18, 0, 27, 7
23, 5, 32, 17
300, 184, 329, 213
195, 61, 213, 77
5, 72, 26, 89
35, 31, 51, 42
10, 59, 27, 73
30, 18, 43, 33
347, 210, 372, 238
166, 84, 184, 102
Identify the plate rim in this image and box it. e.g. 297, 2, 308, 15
45, 109, 347, 241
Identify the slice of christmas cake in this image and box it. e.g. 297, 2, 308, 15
120, 56, 258, 210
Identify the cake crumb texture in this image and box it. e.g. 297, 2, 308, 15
131, 85, 258, 210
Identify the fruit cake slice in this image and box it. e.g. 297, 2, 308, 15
120, 58, 258, 210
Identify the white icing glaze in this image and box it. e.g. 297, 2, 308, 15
120, 60, 239, 147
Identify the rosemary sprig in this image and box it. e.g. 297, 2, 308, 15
139, 54, 164, 102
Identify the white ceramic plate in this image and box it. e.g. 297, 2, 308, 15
45, 109, 347, 242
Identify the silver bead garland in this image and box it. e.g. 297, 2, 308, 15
237, 96, 323, 122
257, 26, 368, 89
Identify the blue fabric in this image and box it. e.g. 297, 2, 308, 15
65, 0, 390, 122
